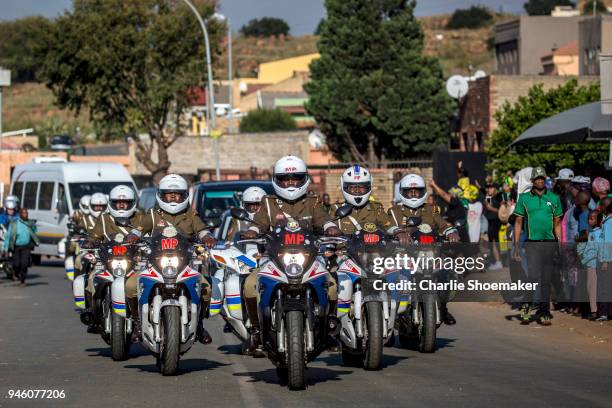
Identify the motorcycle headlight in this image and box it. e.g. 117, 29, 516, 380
110, 259, 128, 274
159, 256, 180, 278
282, 252, 306, 278
160, 256, 179, 269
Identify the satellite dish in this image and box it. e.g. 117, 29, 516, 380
446, 75, 469, 99
308, 129, 325, 149
473, 70, 486, 79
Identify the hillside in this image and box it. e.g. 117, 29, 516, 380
217, 14, 507, 78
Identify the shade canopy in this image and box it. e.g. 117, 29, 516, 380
512, 102, 612, 146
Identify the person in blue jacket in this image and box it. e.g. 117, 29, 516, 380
2, 208, 38, 286
0, 195, 20, 228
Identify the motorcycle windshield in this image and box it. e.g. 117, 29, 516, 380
148, 228, 192, 279
265, 220, 318, 278
347, 228, 397, 277
98, 234, 139, 275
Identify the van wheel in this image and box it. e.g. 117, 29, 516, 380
31, 254, 42, 266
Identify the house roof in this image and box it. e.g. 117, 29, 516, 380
552, 41, 578, 57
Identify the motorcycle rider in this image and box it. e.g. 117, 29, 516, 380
0, 195, 20, 227
127, 174, 216, 343
388, 174, 460, 325
82, 193, 109, 325
332, 165, 410, 243
72, 195, 94, 229
227, 186, 266, 241
241, 156, 340, 351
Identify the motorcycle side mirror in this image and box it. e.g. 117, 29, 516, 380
230, 207, 250, 221
206, 218, 220, 229
334, 204, 353, 220
406, 216, 422, 227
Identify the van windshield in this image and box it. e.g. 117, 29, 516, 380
68, 182, 135, 209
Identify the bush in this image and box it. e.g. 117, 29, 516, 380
445, 6, 493, 29
239, 108, 297, 133
239, 17, 290, 38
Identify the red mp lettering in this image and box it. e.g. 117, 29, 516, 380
161, 238, 179, 250
284, 233, 305, 245
112, 245, 127, 256
363, 233, 380, 244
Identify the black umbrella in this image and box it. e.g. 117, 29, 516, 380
512, 102, 612, 146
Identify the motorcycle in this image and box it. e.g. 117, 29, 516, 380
0, 225, 15, 280
230, 207, 340, 390
64, 220, 87, 281
89, 235, 144, 360
209, 240, 258, 353
334, 222, 401, 370
396, 217, 447, 353
138, 226, 205, 376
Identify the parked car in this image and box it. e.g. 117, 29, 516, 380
192, 180, 274, 226
49, 135, 76, 151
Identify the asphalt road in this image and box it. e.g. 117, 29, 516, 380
1, 262, 611, 408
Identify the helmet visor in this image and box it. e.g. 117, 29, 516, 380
343, 182, 371, 196
91, 204, 107, 213
244, 202, 261, 214
401, 187, 426, 200
110, 199, 135, 211
159, 189, 188, 203
274, 173, 307, 188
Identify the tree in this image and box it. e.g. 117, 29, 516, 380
38, 0, 223, 182
305, 0, 453, 164
523, 0, 575, 16
314, 18, 325, 35
239, 17, 290, 38
445, 6, 493, 29
486, 79, 604, 175
582, 0, 607, 14
0, 17, 54, 82
239, 108, 297, 133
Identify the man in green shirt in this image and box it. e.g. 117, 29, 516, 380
512, 166, 562, 325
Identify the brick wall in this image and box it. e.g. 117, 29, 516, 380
130, 131, 311, 176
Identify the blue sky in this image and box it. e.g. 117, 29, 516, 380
0, 0, 525, 35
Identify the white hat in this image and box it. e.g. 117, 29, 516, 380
571, 176, 590, 184
556, 168, 574, 181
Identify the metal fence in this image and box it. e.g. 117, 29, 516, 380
309, 159, 433, 171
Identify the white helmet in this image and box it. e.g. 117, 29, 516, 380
341, 165, 372, 207
89, 192, 109, 218
242, 186, 266, 218
79, 195, 91, 215
272, 156, 310, 201
156, 174, 189, 214
399, 174, 428, 209
109, 185, 137, 221
4, 195, 19, 210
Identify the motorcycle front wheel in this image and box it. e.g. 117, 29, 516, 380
363, 302, 383, 370
418, 293, 437, 353
159, 306, 181, 376
285, 310, 305, 390
111, 311, 131, 361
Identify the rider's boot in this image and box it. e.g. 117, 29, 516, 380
326, 299, 340, 352
440, 302, 456, 325
196, 293, 213, 344
245, 297, 263, 354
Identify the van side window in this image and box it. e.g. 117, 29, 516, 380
23, 182, 39, 210
12, 181, 24, 202
38, 182, 55, 210
57, 184, 68, 216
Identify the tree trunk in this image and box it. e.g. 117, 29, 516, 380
367, 133, 377, 167
132, 129, 171, 184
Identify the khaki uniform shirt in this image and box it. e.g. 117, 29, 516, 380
251, 195, 332, 233
387, 203, 450, 234
134, 206, 207, 239
90, 212, 141, 243
333, 201, 396, 234
76, 213, 97, 234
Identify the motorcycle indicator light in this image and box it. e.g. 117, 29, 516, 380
213, 254, 227, 265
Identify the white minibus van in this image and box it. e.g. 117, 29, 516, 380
9, 159, 137, 260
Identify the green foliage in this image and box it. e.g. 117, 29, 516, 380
314, 18, 325, 36
305, 0, 454, 162
239, 17, 290, 38
0, 16, 54, 82
523, 0, 575, 16
38, 0, 222, 180
486, 79, 604, 175
445, 6, 493, 29
239, 108, 297, 133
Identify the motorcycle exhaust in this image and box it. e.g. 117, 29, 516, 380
80, 311, 94, 326
328, 315, 341, 337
